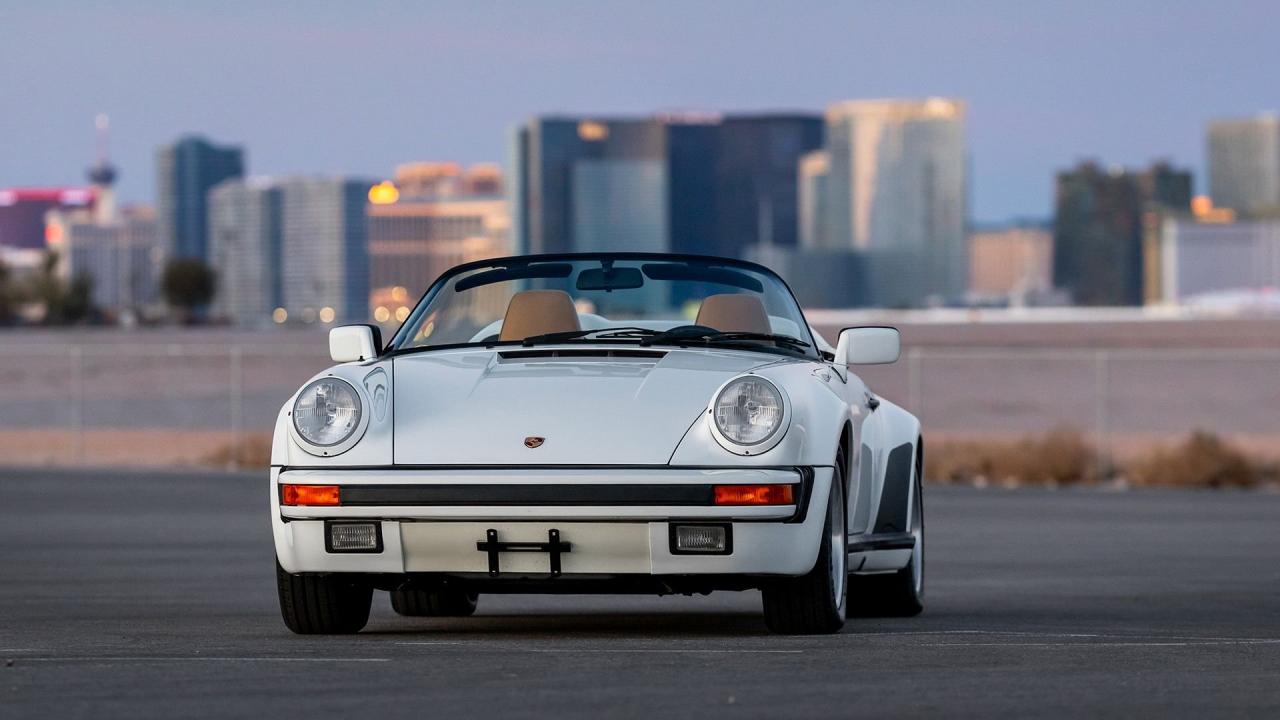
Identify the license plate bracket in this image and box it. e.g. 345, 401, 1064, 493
476, 528, 573, 576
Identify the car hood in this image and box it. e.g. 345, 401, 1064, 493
391, 347, 779, 465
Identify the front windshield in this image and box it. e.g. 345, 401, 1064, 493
387, 255, 817, 358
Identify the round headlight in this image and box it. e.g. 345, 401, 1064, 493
292, 378, 363, 448
713, 376, 785, 446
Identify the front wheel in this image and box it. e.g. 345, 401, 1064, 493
761, 459, 848, 634
276, 561, 373, 634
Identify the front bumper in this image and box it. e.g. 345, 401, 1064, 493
271, 466, 833, 579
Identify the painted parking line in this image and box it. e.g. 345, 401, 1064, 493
522, 649, 804, 654
394, 641, 467, 646
917, 639, 1280, 648
392, 642, 804, 655
12, 656, 392, 663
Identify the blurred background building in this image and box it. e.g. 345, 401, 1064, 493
1053, 160, 1192, 306
38, 118, 163, 321
208, 178, 283, 326
366, 163, 510, 323
277, 178, 372, 325
1207, 114, 1280, 218
743, 244, 866, 308
801, 98, 968, 307
0, 187, 97, 251
1153, 217, 1280, 311
156, 136, 244, 261
44, 205, 161, 316
967, 223, 1055, 305
512, 113, 823, 259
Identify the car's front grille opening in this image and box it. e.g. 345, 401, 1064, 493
497, 348, 668, 361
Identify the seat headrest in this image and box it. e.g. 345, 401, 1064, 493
499, 290, 582, 341
695, 294, 771, 335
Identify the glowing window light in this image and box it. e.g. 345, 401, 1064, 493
578, 121, 609, 141
368, 181, 399, 205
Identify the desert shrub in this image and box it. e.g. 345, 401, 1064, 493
927, 428, 1097, 486
204, 433, 272, 468
1128, 431, 1258, 489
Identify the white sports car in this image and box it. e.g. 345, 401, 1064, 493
271, 253, 924, 635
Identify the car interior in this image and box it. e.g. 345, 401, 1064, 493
495, 290, 777, 341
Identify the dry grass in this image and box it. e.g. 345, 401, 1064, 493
202, 433, 273, 469
929, 428, 1278, 489
927, 427, 1099, 487
1128, 431, 1263, 489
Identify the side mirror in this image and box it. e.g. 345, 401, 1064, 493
329, 324, 382, 363
835, 326, 900, 365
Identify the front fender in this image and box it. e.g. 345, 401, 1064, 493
668, 362, 852, 468
271, 360, 395, 468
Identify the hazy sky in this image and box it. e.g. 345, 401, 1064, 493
2, 1, 1276, 222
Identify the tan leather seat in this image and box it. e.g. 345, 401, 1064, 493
499, 290, 582, 341
695, 294, 771, 334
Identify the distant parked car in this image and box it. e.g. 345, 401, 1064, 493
271, 253, 924, 634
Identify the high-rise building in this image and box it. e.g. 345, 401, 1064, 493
278, 178, 373, 325
1207, 114, 1280, 217
711, 116, 824, 255
968, 224, 1054, 301
810, 98, 968, 306
0, 188, 96, 249
797, 151, 830, 250
156, 136, 244, 261
208, 178, 283, 326
1156, 218, 1280, 308
367, 164, 510, 322
44, 205, 162, 315
392, 162, 504, 198
1053, 161, 1191, 306
743, 244, 866, 309
38, 118, 162, 318
512, 113, 822, 259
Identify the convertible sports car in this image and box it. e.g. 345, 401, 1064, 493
271, 253, 924, 635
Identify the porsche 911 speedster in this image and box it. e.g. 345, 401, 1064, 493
271, 252, 924, 634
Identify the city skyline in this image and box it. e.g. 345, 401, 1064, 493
3, 1, 1277, 223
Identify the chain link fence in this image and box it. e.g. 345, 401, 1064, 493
1, 335, 1278, 469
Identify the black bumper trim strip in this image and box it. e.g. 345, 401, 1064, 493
338, 483, 721, 506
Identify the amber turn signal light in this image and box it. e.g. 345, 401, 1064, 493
281, 484, 341, 506
713, 484, 795, 505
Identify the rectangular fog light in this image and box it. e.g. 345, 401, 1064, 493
671, 524, 731, 554
326, 522, 382, 553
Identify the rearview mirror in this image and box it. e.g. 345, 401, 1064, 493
577, 266, 644, 291
835, 326, 900, 365
330, 324, 382, 363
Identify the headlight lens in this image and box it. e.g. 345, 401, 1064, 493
713, 376, 785, 446
292, 378, 362, 447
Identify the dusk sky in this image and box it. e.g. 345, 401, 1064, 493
2, 0, 1276, 223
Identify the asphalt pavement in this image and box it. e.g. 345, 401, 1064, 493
2, 468, 1279, 718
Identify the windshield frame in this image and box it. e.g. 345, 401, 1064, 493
384, 252, 820, 360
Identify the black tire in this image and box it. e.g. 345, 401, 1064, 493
761, 452, 848, 634
390, 589, 479, 617
847, 447, 925, 618
275, 560, 373, 634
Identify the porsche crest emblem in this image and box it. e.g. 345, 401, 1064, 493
524, 436, 545, 449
